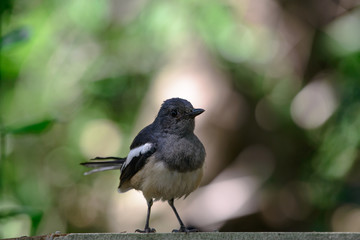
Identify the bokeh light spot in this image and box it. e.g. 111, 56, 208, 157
291, 79, 337, 129
79, 119, 122, 158
332, 204, 360, 231
326, 9, 360, 55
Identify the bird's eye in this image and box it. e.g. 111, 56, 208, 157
171, 109, 178, 117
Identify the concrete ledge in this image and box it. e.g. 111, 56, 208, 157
13, 232, 360, 240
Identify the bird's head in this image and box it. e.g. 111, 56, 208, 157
155, 98, 204, 135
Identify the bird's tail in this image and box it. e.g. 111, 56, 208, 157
81, 157, 125, 175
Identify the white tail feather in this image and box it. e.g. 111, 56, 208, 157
84, 166, 121, 175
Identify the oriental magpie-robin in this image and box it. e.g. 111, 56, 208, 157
81, 98, 206, 233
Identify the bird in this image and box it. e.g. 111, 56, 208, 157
81, 98, 206, 233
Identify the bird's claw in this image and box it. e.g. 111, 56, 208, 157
135, 228, 156, 233
172, 226, 199, 233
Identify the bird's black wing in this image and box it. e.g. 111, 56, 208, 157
120, 124, 157, 184
129, 124, 156, 149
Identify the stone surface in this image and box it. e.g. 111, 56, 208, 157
12, 232, 360, 240
61, 232, 360, 240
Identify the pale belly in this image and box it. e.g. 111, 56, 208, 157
126, 157, 203, 201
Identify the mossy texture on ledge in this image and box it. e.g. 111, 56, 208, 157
17, 232, 360, 240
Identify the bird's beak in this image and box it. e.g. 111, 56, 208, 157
189, 108, 205, 118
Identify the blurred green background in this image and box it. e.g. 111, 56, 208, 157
1, 0, 360, 237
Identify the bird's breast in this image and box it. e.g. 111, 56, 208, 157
157, 134, 205, 172
131, 156, 203, 201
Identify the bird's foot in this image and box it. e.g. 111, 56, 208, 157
172, 226, 199, 233
135, 228, 156, 233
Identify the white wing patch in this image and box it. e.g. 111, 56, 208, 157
122, 143, 153, 170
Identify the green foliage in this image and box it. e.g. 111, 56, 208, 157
3, 119, 56, 135
1, 0, 360, 237
1, 27, 30, 49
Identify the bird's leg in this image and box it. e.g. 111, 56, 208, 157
168, 199, 198, 233
136, 199, 156, 233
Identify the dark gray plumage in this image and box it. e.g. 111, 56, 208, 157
81, 98, 205, 233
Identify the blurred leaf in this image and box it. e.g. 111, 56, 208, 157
1, 27, 31, 49
29, 209, 43, 236
0, 208, 41, 219
0, 0, 14, 15
4, 119, 56, 135
0, 209, 23, 219
0, 207, 43, 236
